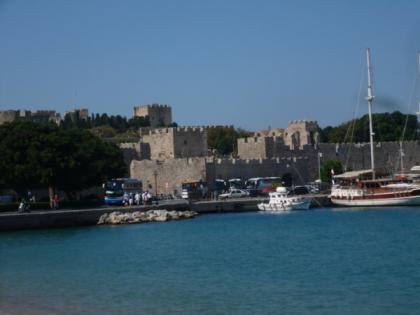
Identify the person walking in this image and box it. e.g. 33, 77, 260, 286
18, 198, 30, 213
123, 192, 129, 206
128, 193, 134, 206
135, 192, 141, 205
52, 194, 60, 210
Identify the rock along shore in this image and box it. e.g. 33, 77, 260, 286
97, 209, 198, 225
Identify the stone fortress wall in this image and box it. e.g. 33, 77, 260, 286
0, 110, 22, 124
137, 126, 208, 160
133, 104, 172, 127
29, 110, 61, 124
124, 125, 233, 161
130, 141, 420, 196
129, 115, 420, 195
238, 136, 288, 159
64, 108, 89, 121
283, 120, 320, 149
0, 109, 61, 124
238, 120, 321, 159
0, 108, 88, 125
235, 119, 420, 174
131, 157, 314, 196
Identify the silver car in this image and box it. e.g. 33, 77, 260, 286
218, 189, 249, 199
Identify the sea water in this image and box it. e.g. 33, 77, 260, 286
1, 208, 420, 315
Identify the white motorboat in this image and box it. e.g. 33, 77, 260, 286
258, 187, 312, 211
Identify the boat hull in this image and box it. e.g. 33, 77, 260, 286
258, 200, 312, 211
331, 194, 420, 207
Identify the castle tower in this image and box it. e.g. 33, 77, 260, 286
284, 120, 320, 149
133, 104, 172, 127
139, 127, 208, 160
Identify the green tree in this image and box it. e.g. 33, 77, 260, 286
320, 160, 343, 183
207, 126, 251, 155
0, 122, 126, 199
89, 125, 117, 139
321, 111, 419, 143
127, 116, 150, 129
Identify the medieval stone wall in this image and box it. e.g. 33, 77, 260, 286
119, 143, 142, 167
130, 140, 420, 195
64, 108, 89, 121
254, 128, 285, 137
173, 127, 208, 158
133, 104, 172, 127
140, 128, 176, 160
206, 157, 314, 184
139, 127, 208, 160
316, 141, 420, 173
238, 120, 321, 157
284, 120, 320, 149
130, 156, 315, 195
131, 158, 207, 196
0, 109, 60, 125
0, 110, 20, 124
238, 136, 289, 159
237, 137, 270, 159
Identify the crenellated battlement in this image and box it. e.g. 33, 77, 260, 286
145, 126, 207, 135
212, 156, 309, 165
238, 137, 267, 144
288, 119, 318, 125
239, 135, 284, 143
133, 103, 170, 110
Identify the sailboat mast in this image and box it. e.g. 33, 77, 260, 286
366, 48, 375, 179
417, 52, 420, 140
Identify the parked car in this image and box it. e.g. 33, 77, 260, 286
305, 184, 319, 194
218, 189, 249, 199
291, 186, 310, 195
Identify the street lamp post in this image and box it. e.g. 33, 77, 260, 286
416, 102, 420, 141
318, 152, 322, 183
153, 170, 158, 196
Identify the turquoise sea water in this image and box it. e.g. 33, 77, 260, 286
1, 208, 420, 315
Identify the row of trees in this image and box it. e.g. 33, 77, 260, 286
61, 113, 151, 132
321, 111, 419, 143
0, 122, 126, 199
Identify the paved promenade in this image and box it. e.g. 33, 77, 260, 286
0, 195, 330, 231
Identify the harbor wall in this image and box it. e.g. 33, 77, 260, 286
131, 141, 420, 195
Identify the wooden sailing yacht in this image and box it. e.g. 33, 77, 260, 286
330, 49, 420, 206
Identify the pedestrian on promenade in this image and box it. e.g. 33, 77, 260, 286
52, 194, 60, 210
18, 198, 30, 213
143, 191, 150, 205
135, 192, 141, 205
123, 192, 129, 206
129, 193, 134, 206
53, 194, 60, 210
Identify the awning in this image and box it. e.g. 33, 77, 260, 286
333, 170, 372, 179
410, 166, 420, 172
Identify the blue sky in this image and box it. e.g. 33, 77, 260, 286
1, 0, 420, 130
